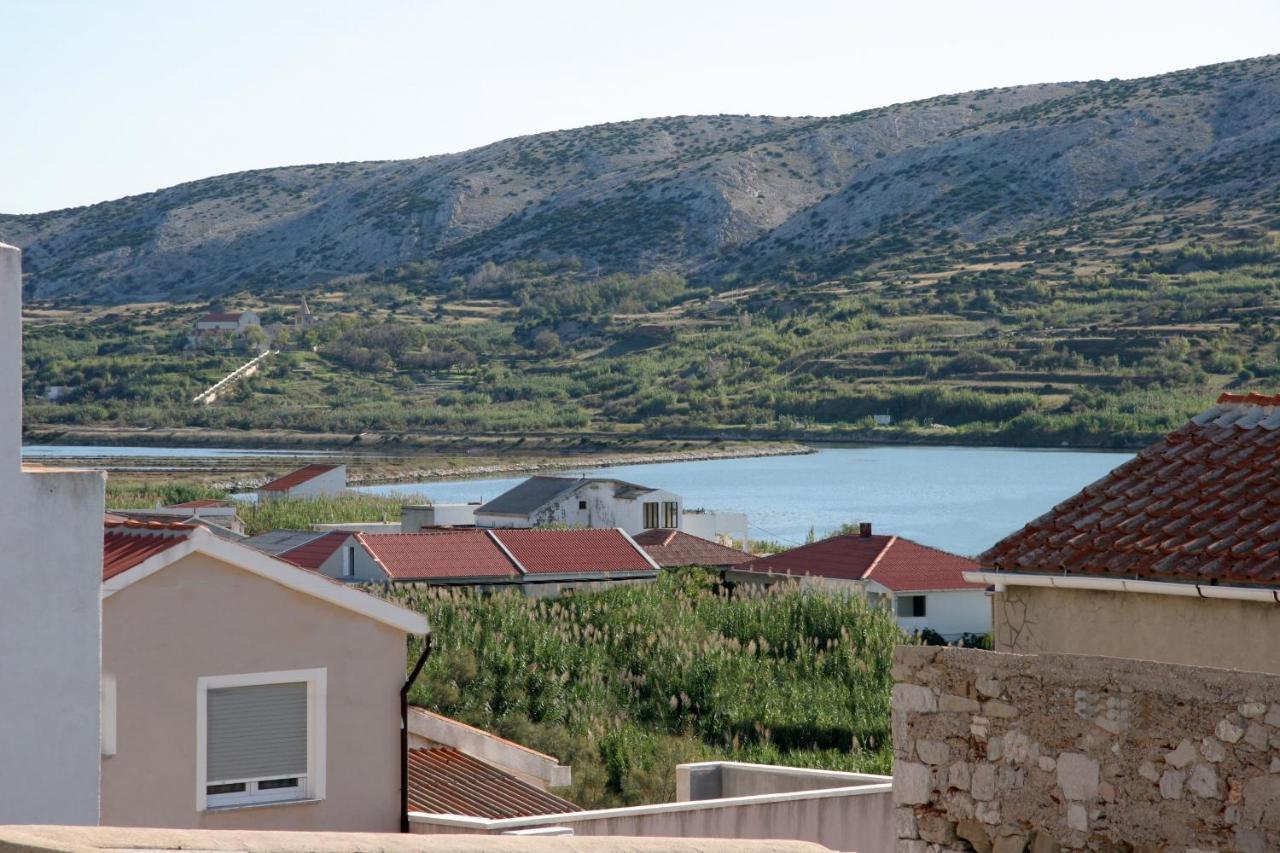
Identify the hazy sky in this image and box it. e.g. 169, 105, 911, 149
4, 0, 1277, 214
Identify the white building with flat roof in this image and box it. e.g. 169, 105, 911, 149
0, 243, 106, 825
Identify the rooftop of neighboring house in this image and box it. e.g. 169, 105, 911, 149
356, 528, 657, 581
106, 509, 245, 541
167, 499, 235, 510
476, 475, 659, 516
196, 312, 246, 323
980, 392, 1280, 586
277, 529, 353, 569
738, 526, 984, 592
631, 528, 753, 568
100, 518, 428, 633
258, 463, 343, 493
495, 528, 657, 574
360, 530, 521, 581
243, 528, 328, 555
406, 747, 581, 819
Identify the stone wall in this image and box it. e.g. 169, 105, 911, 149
891, 645, 1280, 852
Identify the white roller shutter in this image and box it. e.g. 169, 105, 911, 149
206, 682, 307, 782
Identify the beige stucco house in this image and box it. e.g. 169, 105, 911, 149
969, 392, 1280, 673
100, 517, 428, 831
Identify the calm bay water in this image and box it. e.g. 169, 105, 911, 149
356, 446, 1133, 557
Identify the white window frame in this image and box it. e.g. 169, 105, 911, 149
195, 668, 326, 811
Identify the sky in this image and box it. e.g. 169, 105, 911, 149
3, 0, 1278, 214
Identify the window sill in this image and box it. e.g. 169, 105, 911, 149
204, 797, 323, 814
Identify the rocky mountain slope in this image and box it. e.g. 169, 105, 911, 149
4, 55, 1279, 303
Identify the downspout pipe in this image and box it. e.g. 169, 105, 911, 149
401, 634, 433, 833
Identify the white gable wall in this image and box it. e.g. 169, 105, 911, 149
0, 243, 106, 825
888, 588, 991, 641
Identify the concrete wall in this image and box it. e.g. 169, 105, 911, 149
401, 505, 477, 531
101, 551, 407, 831
411, 774, 894, 852
993, 585, 1280, 673
677, 761, 889, 800
680, 511, 748, 548
288, 465, 347, 499
892, 645, 1280, 852
0, 243, 106, 825
892, 589, 991, 641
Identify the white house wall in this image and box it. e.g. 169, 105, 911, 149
893, 589, 991, 640
285, 465, 347, 499
0, 243, 106, 825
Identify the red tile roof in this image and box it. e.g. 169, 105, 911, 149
981, 395, 1280, 586
492, 528, 655, 575
277, 531, 352, 570
631, 528, 753, 567
167, 499, 233, 509
739, 533, 982, 592
359, 531, 520, 581
406, 747, 580, 818
198, 312, 243, 323
103, 519, 193, 581
259, 464, 341, 493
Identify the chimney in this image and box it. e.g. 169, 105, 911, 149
859, 522, 872, 538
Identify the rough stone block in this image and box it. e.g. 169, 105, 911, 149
894, 762, 933, 805
988, 736, 1004, 762
1066, 803, 1088, 832
896, 840, 927, 853
950, 761, 971, 791
1217, 716, 1246, 744
917, 812, 956, 844
1244, 722, 1269, 751
1160, 768, 1185, 800
894, 683, 938, 713
1264, 703, 1280, 728
1056, 753, 1099, 801
1200, 736, 1227, 763
918, 738, 951, 765
984, 700, 1019, 719
1029, 831, 1061, 853
1004, 730, 1036, 765
976, 677, 1003, 698
939, 693, 981, 713
1189, 762, 1222, 799
1240, 701, 1267, 719
1038, 756, 1057, 773
957, 819, 993, 853
970, 715, 990, 739
972, 763, 997, 801
976, 800, 1002, 825
1137, 760, 1160, 782
993, 833, 1030, 853
1165, 738, 1196, 769
896, 807, 918, 839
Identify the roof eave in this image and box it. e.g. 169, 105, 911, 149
966, 570, 1280, 603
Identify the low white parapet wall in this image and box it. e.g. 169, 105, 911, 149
410, 762, 894, 853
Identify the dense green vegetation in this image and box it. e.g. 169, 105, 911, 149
386, 571, 902, 808
23, 225, 1280, 448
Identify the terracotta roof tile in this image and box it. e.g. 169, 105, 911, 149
277, 531, 352, 570
259, 464, 341, 493
982, 394, 1280, 585
491, 528, 655, 575
631, 529, 753, 568
407, 747, 580, 819
102, 519, 193, 580
738, 533, 982, 592
359, 531, 519, 581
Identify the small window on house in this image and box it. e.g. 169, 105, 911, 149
199, 670, 325, 810
662, 501, 679, 528
341, 546, 355, 578
896, 595, 926, 618
578, 500, 587, 510
643, 502, 660, 528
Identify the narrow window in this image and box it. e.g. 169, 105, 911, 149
578, 500, 587, 510
342, 545, 355, 578
643, 502, 659, 528
662, 501, 679, 528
